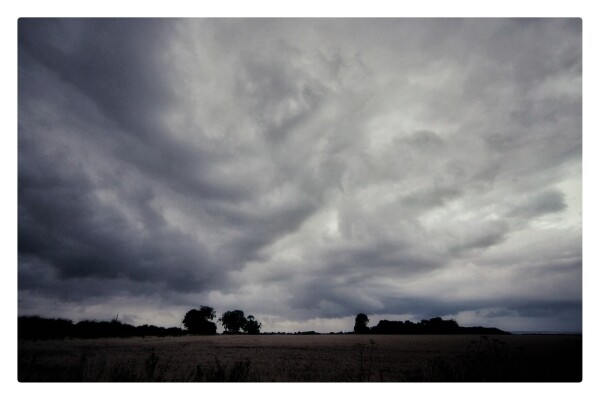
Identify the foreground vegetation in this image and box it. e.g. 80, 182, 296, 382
18, 334, 581, 382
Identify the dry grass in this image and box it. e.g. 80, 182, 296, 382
18, 334, 581, 382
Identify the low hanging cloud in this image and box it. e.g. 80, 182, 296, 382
18, 18, 581, 332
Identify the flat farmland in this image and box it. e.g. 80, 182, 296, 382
18, 334, 581, 382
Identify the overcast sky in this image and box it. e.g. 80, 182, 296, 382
18, 18, 581, 333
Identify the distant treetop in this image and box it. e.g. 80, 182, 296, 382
353, 314, 509, 335
354, 313, 370, 334
183, 306, 217, 335
219, 310, 262, 334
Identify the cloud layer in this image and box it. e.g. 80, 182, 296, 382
18, 19, 581, 332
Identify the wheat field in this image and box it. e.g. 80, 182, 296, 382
18, 334, 581, 382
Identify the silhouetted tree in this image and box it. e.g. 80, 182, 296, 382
243, 315, 262, 334
183, 306, 217, 335
219, 310, 247, 333
354, 313, 370, 334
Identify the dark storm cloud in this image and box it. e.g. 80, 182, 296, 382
18, 18, 581, 332
20, 19, 257, 205
19, 20, 225, 299
19, 19, 173, 137
509, 189, 567, 218
18, 131, 220, 297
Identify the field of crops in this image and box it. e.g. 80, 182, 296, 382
18, 334, 581, 382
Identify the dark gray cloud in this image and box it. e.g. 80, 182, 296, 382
19, 19, 174, 137
18, 18, 581, 332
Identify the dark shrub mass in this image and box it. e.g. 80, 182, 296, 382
359, 315, 510, 335
18, 316, 184, 340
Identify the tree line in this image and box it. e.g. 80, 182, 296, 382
18, 315, 184, 340
18, 306, 263, 340
353, 314, 509, 335
18, 309, 509, 340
